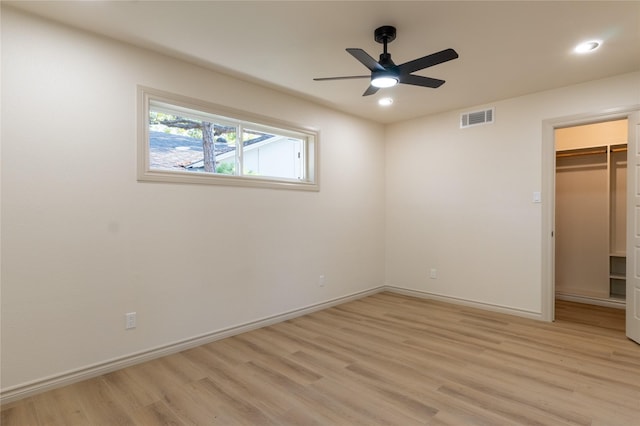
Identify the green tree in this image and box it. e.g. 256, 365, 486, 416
152, 117, 235, 173
150, 113, 265, 174
216, 162, 235, 175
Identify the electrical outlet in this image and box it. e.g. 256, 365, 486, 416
429, 268, 437, 279
125, 312, 137, 329
319, 275, 326, 287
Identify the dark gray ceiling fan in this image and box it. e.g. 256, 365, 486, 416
314, 25, 459, 96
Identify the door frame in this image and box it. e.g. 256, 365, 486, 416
541, 105, 640, 322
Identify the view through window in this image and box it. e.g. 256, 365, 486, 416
139, 88, 318, 190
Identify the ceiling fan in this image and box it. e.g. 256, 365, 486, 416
314, 26, 459, 96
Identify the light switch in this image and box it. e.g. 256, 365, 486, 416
533, 191, 541, 203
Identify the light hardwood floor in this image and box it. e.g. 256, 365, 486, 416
2, 293, 638, 425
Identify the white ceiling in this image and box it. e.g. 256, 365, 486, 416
7, 1, 640, 124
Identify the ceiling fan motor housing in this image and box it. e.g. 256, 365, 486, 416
374, 26, 397, 44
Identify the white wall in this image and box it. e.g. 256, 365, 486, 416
385, 71, 640, 316
3, 4, 640, 400
0, 8, 385, 392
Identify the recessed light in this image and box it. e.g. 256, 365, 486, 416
378, 97, 393, 106
574, 40, 601, 54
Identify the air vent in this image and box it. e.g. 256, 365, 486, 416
460, 108, 495, 128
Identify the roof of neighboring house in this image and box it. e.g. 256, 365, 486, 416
150, 130, 231, 152
149, 130, 274, 171
183, 134, 283, 171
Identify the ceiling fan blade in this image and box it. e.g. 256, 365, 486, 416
313, 75, 370, 81
398, 48, 459, 75
399, 74, 446, 88
362, 85, 379, 96
346, 48, 385, 72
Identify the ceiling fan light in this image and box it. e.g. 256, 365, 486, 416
371, 76, 398, 88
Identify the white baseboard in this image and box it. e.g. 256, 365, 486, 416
556, 292, 626, 309
0, 286, 385, 405
384, 285, 543, 320
1, 285, 553, 404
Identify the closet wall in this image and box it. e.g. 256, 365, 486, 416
555, 119, 628, 303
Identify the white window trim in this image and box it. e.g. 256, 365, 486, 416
137, 86, 319, 191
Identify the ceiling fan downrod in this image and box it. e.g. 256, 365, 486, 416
374, 26, 396, 64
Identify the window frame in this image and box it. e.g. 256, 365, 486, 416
137, 86, 319, 191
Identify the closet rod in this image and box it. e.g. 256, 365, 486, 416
556, 149, 606, 158
556, 146, 627, 158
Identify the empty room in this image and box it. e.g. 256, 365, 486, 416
2, 1, 639, 425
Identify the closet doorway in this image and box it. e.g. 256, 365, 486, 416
554, 119, 628, 311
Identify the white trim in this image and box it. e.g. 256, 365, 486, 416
556, 292, 626, 309
541, 105, 640, 323
0, 282, 580, 405
384, 285, 543, 320
138, 86, 319, 191
0, 286, 383, 405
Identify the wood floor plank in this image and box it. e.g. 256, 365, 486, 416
186, 352, 293, 419
241, 360, 360, 425
2, 293, 638, 425
73, 377, 136, 425
1, 397, 44, 426
130, 401, 185, 426
36, 386, 93, 425
436, 382, 569, 426
192, 377, 277, 425
159, 382, 230, 425
102, 368, 161, 412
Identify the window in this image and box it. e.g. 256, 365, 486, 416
138, 87, 318, 190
